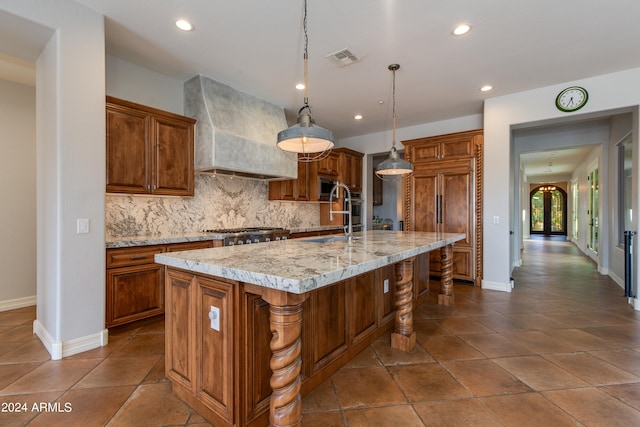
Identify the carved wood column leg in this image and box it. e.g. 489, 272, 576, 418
438, 244, 455, 306
391, 257, 416, 352
269, 302, 303, 427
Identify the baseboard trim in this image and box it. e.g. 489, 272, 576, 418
608, 271, 624, 289
481, 279, 513, 293
0, 295, 36, 312
33, 320, 108, 360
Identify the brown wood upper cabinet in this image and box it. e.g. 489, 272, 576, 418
403, 129, 483, 285
269, 148, 363, 201
106, 96, 196, 196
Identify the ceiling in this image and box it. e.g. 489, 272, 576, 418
520, 147, 594, 183
3, 1, 640, 148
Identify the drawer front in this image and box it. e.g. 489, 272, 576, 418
166, 240, 215, 252
106, 245, 166, 268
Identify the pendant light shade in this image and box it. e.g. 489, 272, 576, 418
277, 0, 334, 161
376, 64, 413, 178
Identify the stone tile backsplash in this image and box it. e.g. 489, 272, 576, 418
106, 174, 319, 239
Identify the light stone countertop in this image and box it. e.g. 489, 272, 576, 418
155, 230, 465, 294
106, 232, 225, 249
105, 226, 345, 248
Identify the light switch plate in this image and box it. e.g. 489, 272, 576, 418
77, 219, 89, 234
208, 306, 220, 331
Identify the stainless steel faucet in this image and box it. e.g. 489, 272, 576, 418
329, 182, 353, 241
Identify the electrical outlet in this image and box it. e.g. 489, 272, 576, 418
208, 306, 220, 331
383, 279, 389, 294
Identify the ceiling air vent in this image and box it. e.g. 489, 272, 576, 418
325, 48, 359, 68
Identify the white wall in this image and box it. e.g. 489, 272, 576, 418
484, 67, 640, 301
3, 0, 107, 358
106, 54, 184, 115
0, 79, 35, 309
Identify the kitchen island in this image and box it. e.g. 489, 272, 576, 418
155, 230, 464, 427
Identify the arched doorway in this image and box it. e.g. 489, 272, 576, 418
530, 185, 567, 236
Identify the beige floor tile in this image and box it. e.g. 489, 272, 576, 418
414, 399, 503, 427
73, 354, 162, 389
543, 387, 640, 426
461, 333, 534, 358
302, 410, 344, 427
438, 317, 495, 335
0, 362, 41, 390
28, 385, 135, 427
543, 352, 639, 385
110, 333, 164, 357
105, 383, 192, 427
0, 391, 63, 427
343, 405, 423, 427
1, 359, 101, 395
590, 348, 640, 376
389, 363, 472, 402
442, 359, 531, 396
370, 338, 435, 366
342, 346, 381, 369
331, 367, 405, 409
0, 340, 51, 364
302, 378, 339, 413
418, 335, 484, 361
500, 330, 581, 354
480, 392, 581, 426
493, 355, 588, 391
601, 382, 640, 408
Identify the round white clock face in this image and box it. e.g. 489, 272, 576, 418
556, 86, 588, 112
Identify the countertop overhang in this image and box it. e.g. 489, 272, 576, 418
155, 230, 465, 294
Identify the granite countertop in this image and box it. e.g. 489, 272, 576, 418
155, 230, 465, 294
105, 232, 225, 249
106, 225, 346, 249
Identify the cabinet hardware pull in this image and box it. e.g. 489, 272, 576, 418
130, 255, 148, 260
438, 195, 443, 224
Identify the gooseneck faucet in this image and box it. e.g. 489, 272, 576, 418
329, 182, 353, 241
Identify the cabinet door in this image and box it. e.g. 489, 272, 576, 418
152, 115, 195, 196
296, 160, 310, 201
441, 168, 473, 247
311, 283, 347, 372
195, 275, 235, 423
165, 269, 195, 391
106, 104, 151, 193
412, 173, 439, 233
317, 153, 339, 176
347, 271, 377, 345
106, 263, 164, 327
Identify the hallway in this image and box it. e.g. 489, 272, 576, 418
0, 239, 639, 426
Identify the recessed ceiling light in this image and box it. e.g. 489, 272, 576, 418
354, 114, 363, 120
452, 24, 471, 36
480, 85, 493, 92
295, 83, 305, 90
175, 19, 194, 32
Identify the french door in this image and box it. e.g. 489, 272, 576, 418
530, 186, 567, 236
588, 166, 599, 254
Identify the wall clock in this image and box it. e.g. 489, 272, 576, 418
555, 86, 588, 112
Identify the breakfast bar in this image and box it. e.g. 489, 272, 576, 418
155, 230, 465, 427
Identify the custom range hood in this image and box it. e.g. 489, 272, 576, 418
185, 75, 297, 180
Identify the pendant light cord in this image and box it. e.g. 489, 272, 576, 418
303, 0, 309, 108
392, 66, 397, 149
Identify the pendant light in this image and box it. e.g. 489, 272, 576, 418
277, 0, 334, 162
375, 64, 413, 178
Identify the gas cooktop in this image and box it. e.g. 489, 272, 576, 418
203, 227, 287, 234
202, 227, 290, 246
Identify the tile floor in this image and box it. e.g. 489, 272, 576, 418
1, 238, 640, 426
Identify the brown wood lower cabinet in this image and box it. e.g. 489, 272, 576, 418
105, 240, 217, 328
165, 264, 424, 427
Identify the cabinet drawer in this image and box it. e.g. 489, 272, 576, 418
167, 240, 215, 252
106, 245, 166, 268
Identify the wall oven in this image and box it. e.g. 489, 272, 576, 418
346, 192, 362, 231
